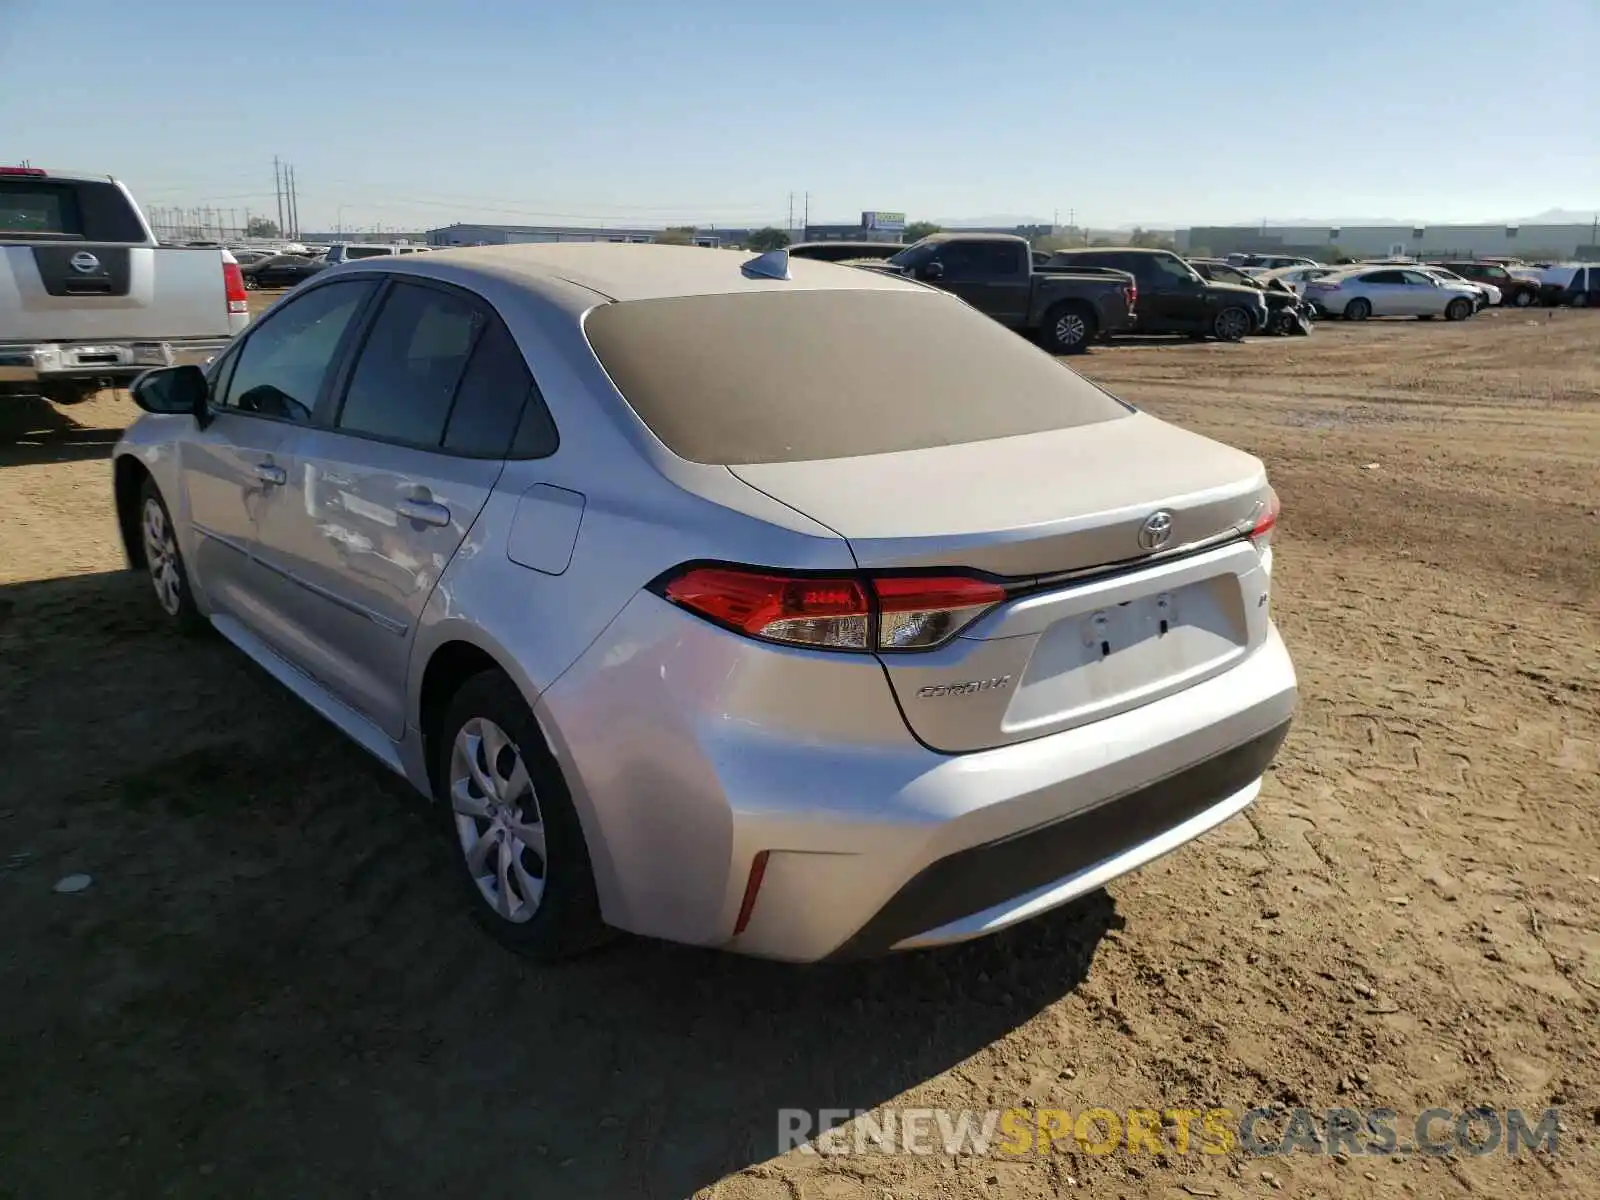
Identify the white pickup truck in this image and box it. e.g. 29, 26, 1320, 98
0, 167, 250, 406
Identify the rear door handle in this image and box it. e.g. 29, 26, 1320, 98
396, 498, 451, 527
254, 462, 286, 486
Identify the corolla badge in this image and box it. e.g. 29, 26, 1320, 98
1138, 510, 1174, 552
69, 251, 101, 274
918, 676, 1011, 699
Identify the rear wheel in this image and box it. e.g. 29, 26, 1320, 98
1511, 288, 1534, 308
1039, 303, 1096, 355
1344, 297, 1372, 321
1211, 306, 1251, 342
435, 671, 607, 962
1445, 297, 1473, 321
242, 274, 259, 291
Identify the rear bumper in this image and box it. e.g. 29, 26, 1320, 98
540, 589, 1298, 962
827, 720, 1288, 958
0, 336, 233, 385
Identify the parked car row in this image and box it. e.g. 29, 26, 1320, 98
805, 234, 1293, 353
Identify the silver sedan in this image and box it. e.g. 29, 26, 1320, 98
111, 243, 1297, 964
1302, 266, 1481, 320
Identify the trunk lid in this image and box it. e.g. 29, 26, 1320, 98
731, 413, 1276, 753
0, 244, 233, 343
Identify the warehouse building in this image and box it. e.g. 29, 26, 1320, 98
1178, 222, 1600, 261
426, 222, 756, 248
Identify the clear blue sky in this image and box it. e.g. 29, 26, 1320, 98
3, 0, 1596, 232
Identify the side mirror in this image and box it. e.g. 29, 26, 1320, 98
130, 364, 209, 421
919, 261, 945, 282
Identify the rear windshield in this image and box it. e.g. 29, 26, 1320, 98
344, 246, 394, 259
0, 179, 146, 241
583, 289, 1131, 465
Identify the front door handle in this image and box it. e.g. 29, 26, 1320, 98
396, 498, 451, 527
254, 462, 286, 486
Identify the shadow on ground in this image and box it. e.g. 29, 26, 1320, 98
0, 571, 1118, 1198
0, 392, 124, 468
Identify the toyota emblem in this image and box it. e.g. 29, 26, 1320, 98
1138, 510, 1174, 552
69, 251, 101, 274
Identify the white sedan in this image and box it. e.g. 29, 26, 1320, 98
1302, 267, 1481, 321
1257, 265, 1338, 296
1416, 265, 1500, 309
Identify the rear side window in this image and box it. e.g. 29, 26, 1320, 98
441, 316, 557, 459
337, 282, 484, 447
345, 247, 394, 260
584, 289, 1131, 465
1363, 270, 1406, 284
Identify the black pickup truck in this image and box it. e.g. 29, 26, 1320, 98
867, 233, 1136, 354
1047, 247, 1268, 342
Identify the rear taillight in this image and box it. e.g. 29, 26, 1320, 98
1250, 488, 1279, 573
222, 260, 248, 315
1125, 280, 1138, 312
657, 565, 1005, 653
0, 166, 47, 177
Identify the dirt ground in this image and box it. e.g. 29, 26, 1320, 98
1, 305, 1596, 1200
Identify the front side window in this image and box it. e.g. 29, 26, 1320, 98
219, 279, 377, 422
336, 281, 485, 447
1152, 254, 1198, 284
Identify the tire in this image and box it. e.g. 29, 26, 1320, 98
1344, 297, 1372, 321
1417, 314, 1435, 321
1039, 303, 1096, 355
243, 275, 259, 291
1445, 297, 1473, 321
1211, 306, 1251, 342
137, 478, 207, 634
1511, 289, 1534, 308
1572, 292, 1590, 309
434, 670, 607, 963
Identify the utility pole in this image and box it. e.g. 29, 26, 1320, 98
274, 157, 285, 237
288, 164, 299, 239
803, 192, 810, 233
788, 192, 794, 235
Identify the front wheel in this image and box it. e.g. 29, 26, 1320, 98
138, 479, 206, 634
1572, 292, 1590, 309
436, 671, 607, 962
1039, 303, 1096, 355
1212, 306, 1251, 342
1511, 289, 1534, 308
1445, 297, 1473, 321
1344, 297, 1373, 321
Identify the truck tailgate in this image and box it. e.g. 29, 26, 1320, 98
0, 244, 231, 342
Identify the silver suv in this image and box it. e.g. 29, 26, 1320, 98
113, 244, 1297, 963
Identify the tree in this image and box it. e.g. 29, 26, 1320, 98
745, 227, 791, 252
245, 216, 280, 238
903, 221, 942, 243
1128, 226, 1177, 251
654, 226, 697, 246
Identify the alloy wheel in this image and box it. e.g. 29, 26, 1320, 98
450, 717, 546, 923
141, 497, 183, 616
1054, 311, 1087, 347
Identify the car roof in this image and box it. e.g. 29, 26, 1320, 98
918, 231, 1025, 244
377, 242, 929, 305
